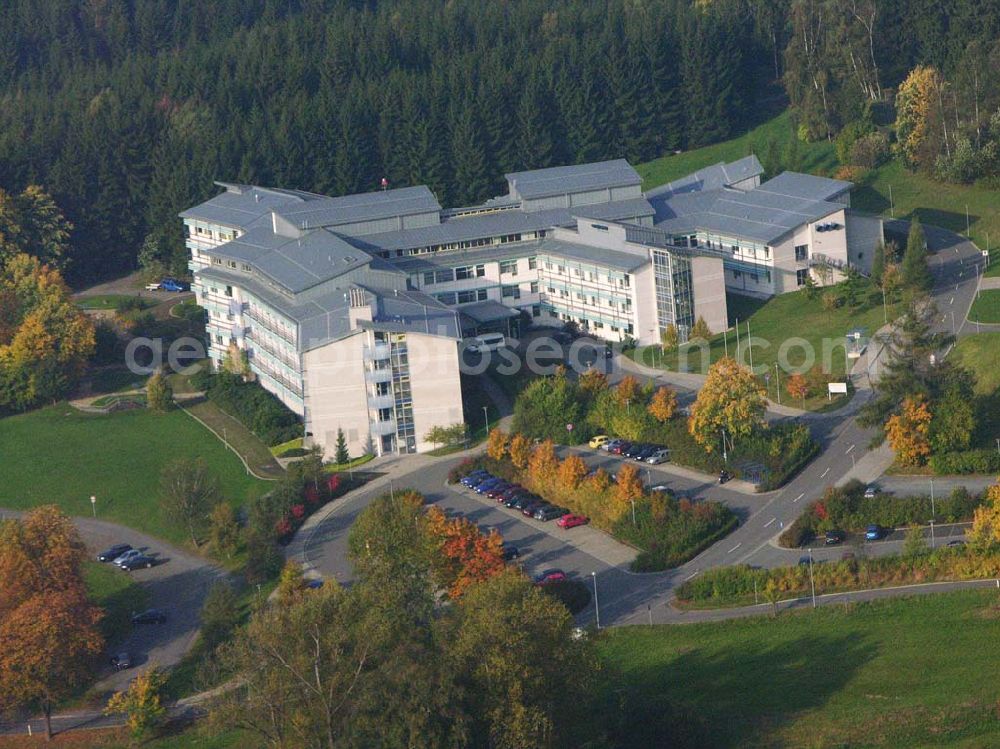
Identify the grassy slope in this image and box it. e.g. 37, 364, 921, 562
600, 590, 1000, 748
951, 333, 1000, 396
638, 110, 1000, 277
637, 109, 837, 188
968, 289, 1000, 324
83, 560, 149, 644
0, 404, 266, 545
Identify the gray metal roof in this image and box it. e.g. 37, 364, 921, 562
534, 237, 647, 272
353, 197, 654, 254
756, 172, 852, 202
272, 185, 441, 230
645, 155, 764, 199
390, 242, 543, 274
198, 266, 349, 327
210, 227, 375, 294
506, 159, 641, 200
652, 185, 844, 244
179, 184, 310, 230
459, 300, 520, 324
361, 286, 461, 340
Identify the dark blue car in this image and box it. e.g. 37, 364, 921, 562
160, 278, 190, 292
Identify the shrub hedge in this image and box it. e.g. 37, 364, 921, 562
676, 548, 1000, 609
929, 449, 1000, 475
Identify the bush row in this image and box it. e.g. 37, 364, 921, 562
675, 547, 1000, 608
778, 480, 982, 548
193, 370, 301, 446
929, 449, 1000, 475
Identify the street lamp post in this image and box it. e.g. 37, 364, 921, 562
930, 519, 936, 550
591, 571, 600, 629
90, 495, 96, 518
881, 285, 888, 325
482, 406, 490, 435
774, 362, 781, 405
630, 498, 636, 526
808, 549, 817, 608
721, 428, 728, 464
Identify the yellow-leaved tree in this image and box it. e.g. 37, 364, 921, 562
557, 454, 588, 491
885, 396, 932, 466
486, 428, 509, 461
895, 65, 946, 171
508, 433, 533, 469
613, 463, 644, 521
688, 357, 767, 451
969, 481, 1000, 550
648, 386, 678, 422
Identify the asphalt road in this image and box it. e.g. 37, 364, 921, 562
303, 221, 988, 628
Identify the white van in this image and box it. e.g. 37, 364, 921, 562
467, 333, 507, 353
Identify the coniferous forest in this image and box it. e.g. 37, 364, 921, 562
0, 0, 999, 284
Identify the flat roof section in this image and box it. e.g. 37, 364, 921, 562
506, 159, 641, 200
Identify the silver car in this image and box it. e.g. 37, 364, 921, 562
113, 549, 143, 567
646, 448, 671, 465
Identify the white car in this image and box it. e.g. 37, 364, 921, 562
113, 549, 143, 567
646, 448, 671, 465
144, 282, 161, 291
863, 485, 879, 499
649, 485, 671, 494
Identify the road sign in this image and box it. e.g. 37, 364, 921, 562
566, 423, 574, 431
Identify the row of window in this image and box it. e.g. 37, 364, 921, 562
541, 261, 630, 287
378, 231, 542, 260
422, 257, 540, 286
210, 256, 253, 273
434, 288, 488, 305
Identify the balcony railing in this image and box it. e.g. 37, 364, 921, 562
370, 419, 397, 436
365, 368, 392, 385
245, 308, 296, 345
246, 329, 299, 369
252, 360, 304, 397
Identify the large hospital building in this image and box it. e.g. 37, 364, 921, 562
181, 157, 882, 457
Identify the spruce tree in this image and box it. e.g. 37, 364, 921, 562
335, 428, 350, 465
450, 108, 493, 205
901, 217, 933, 290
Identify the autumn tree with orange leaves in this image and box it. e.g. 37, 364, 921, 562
614, 375, 641, 408
689, 357, 767, 451
648, 386, 678, 422
557, 455, 588, 491
425, 506, 505, 598
613, 463, 645, 521
527, 440, 559, 494
885, 396, 932, 466
0, 506, 104, 739
786, 373, 810, 407
486, 428, 509, 460
508, 433, 533, 469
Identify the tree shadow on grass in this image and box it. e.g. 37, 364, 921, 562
601, 630, 877, 748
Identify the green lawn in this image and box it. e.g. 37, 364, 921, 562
84, 561, 149, 645
633, 289, 893, 409
75, 294, 151, 311
599, 590, 1000, 748
968, 289, 1000, 324
637, 109, 838, 189
0, 405, 267, 545
951, 333, 1000, 396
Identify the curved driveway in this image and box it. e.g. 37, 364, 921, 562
300, 221, 986, 627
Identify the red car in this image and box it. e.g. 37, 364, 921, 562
534, 569, 567, 585
557, 514, 589, 529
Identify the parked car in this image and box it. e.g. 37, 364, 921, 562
623, 443, 647, 459
865, 524, 886, 541
719, 469, 732, 484
649, 485, 670, 494
460, 471, 490, 487
646, 448, 671, 465
534, 569, 567, 585
602, 438, 623, 452
798, 555, 813, 566
557, 514, 589, 529
522, 501, 547, 517
535, 505, 567, 522
502, 544, 520, 561
144, 282, 161, 291
110, 652, 132, 671
634, 445, 660, 462
510, 496, 534, 511
863, 484, 880, 499
485, 482, 512, 499
121, 555, 156, 570
113, 549, 143, 567
131, 609, 167, 625
497, 486, 522, 502
160, 277, 190, 292
609, 441, 631, 456
475, 478, 504, 494
824, 530, 846, 545
589, 435, 610, 449
98, 543, 132, 563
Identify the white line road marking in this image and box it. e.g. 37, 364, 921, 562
763, 517, 776, 528
685, 572, 698, 581
845, 444, 855, 454
727, 543, 742, 553
821, 467, 830, 478
794, 493, 804, 503
950, 296, 954, 305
